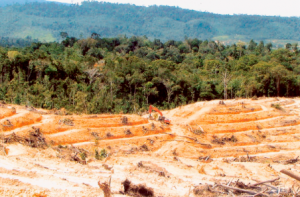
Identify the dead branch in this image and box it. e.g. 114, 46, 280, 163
216, 184, 257, 195
251, 179, 278, 191
253, 188, 269, 197
281, 169, 300, 181
249, 177, 280, 187
196, 124, 204, 133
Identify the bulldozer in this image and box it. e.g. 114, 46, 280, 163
148, 105, 171, 124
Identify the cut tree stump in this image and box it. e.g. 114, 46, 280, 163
98, 176, 111, 197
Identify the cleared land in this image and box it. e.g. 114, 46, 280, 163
1, 98, 300, 196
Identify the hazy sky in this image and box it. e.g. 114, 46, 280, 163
47, 0, 300, 17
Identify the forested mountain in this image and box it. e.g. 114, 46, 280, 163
1, 36, 300, 113
0, 1, 300, 44
0, 0, 46, 7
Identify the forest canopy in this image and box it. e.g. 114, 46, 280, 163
1, 35, 300, 114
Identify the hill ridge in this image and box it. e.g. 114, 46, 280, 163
0, 1, 300, 44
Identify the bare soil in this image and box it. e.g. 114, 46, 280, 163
1, 98, 300, 196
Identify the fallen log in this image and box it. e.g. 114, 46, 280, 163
280, 169, 300, 181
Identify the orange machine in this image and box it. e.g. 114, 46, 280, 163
149, 105, 171, 124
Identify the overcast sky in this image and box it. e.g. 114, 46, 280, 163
46, 0, 300, 17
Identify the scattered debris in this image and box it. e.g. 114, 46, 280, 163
121, 116, 128, 124
142, 126, 149, 135
193, 184, 217, 196
102, 164, 113, 171
3, 127, 47, 148
151, 123, 155, 130
2, 119, 13, 128
186, 124, 203, 135
106, 132, 114, 138
198, 156, 213, 162
26, 106, 37, 112
27, 127, 48, 148
211, 135, 237, 145
137, 161, 169, 177
91, 132, 99, 139
140, 144, 149, 151
124, 129, 132, 135
219, 101, 225, 105
148, 139, 154, 145
122, 179, 154, 197
59, 118, 74, 126
284, 156, 299, 164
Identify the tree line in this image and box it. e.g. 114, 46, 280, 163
0, 35, 299, 114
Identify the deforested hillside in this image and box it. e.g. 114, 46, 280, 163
1, 1, 300, 44
1, 98, 300, 196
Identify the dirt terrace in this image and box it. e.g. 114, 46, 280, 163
1, 98, 300, 196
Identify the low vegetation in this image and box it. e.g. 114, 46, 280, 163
271, 103, 283, 110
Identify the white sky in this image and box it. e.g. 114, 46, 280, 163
46, 0, 300, 17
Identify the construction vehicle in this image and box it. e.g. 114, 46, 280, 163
148, 105, 171, 124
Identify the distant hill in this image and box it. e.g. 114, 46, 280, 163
1, 1, 300, 45
0, 0, 46, 7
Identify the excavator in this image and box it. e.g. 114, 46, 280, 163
148, 105, 171, 124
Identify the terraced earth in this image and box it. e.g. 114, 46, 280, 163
1, 97, 300, 196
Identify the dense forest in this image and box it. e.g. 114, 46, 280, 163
1, 35, 300, 114
1, 1, 300, 44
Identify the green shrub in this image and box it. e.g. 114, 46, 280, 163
251, 95, 258, 100
95, 149, 101, 160
100, 149, 108, 158
95, 149, 108, 160
271, 103, 282, 110
80, 152, 87, 160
